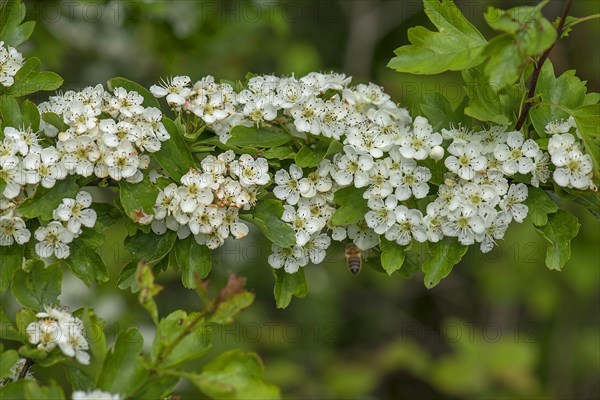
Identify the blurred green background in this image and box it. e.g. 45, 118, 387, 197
13, 0, 600, 398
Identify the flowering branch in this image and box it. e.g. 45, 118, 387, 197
514, 0, 574, 131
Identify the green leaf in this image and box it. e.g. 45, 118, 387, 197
0, 308, 22, 342
190, 350, 280, 400
0, 0, 25, 33
262, 146, 295, 160
118, 177, 159, 226
227, 126, 290, 148
331, 186, 368, 225
9, 68, 63, 97
554, 186, 600, 219
151, 310, 212, 370
422, 238, 468, 288
64, 237, 109, 285
153, 117, 196, 181
210, 292, 255, 325
1, 19, 34, 47
380, 239, 405, 276
530, 62, 591, 137
174, 236, 213, 288
12, 262, 62, 310
124, 230, 176, 265
0, 0, 33, 47
525, 187, 558, 226
17, 345, 49, 363
21, 100, 40, 132
419, 93, 470, 132
74, 307, 107, 367
65, 366, 95, 391
0, 244, 23, 293
17, 176, 79, 220
114, 197, 139, 236
15, 308, 37, 340
41, 112, 69, 132
108, 77, 160, 109
22, 381, 66, 400
0, 94, 22, 127
117, 261, 138, 292
132, 376, 180, 400
534, 210, 580, 271
241, 199, 296, 247
0, 349, 19, 379
569, 104, 600, 179
273, 269, 307, 309
387, 0, 487, 74
96, 328, 148, 396
483, 3, 557, 90
462, 68, 521, 125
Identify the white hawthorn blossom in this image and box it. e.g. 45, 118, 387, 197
445, 142, 487, 181
53, 191, 97, 233
493, 131, 538, 175
0, 41, 24, 87
34, 221, 75, 259
0, 213, 31, 246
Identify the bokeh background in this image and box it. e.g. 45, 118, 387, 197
12, 0, 600, 398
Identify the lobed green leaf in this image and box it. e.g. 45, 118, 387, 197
422, 237, 468, 288
534, 209, 580, 271
388, 0, 487, 74
273, 269, 307, 309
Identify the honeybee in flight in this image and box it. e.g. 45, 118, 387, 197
345, 243, 362, 275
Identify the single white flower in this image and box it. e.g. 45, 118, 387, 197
268, 244, 309, 274
551, 149, 593, 190
282, 205, 321, 246
399, 116, 442, 160
347, 220, 379, 250
178, 169, 214, 212
273, 164, 303, 205
365, 195, 398, 234
305, 233, 332, 264
53, 191, 97, 233
478, 211, 511, 253
332, 146, 374, 187
442, 207, 486, 245
230, 154, 270, 187
444, 142, 487, 180
0, 214, 30, 245
500, 183, 529, 223
384, 205, 427, 245
34, 221, 74, 259
493, 131, 538, 175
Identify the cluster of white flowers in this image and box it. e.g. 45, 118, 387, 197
151, 150, 269, 249
37, 85, 170, 182
0, 41, 23, 87
26, 306, 90, 365
150, 72, 598, 273
545, 117, 595, 190
1, 85, 168, 206
31, 191, 97, 259
0, 84, 169, 257
72, 390, 121, 400
0, 358, 34, 387
150, 72, 411, 143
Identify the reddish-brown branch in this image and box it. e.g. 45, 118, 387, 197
514, 0, 574, 131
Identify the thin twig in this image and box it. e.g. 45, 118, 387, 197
514, 0, 574, 131
18, 358, 34, 380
